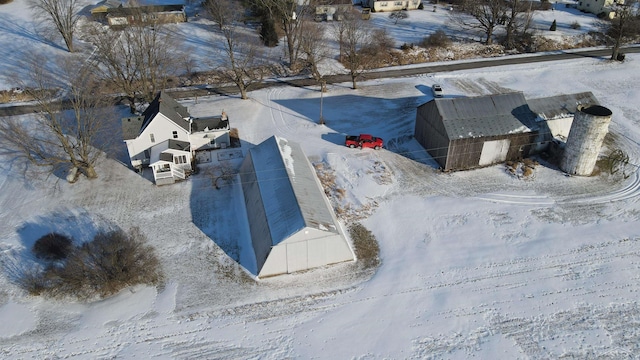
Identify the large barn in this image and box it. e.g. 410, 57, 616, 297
414, 92, 538, 171
239, 136, 355, 278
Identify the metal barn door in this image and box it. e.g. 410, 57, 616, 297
478, 139, 510, 166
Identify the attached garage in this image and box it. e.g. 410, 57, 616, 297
239, 136, 355, 278
414, 92, 538, 171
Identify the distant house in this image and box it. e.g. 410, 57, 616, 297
122, 92, 230, 185
312, 0, 353, 21
414, 91, 602, 171
361, 0, 422, 12
105, 4, 187, 27
239, 136, 355, 278
577, 0, 624, 18
90, 0, 122, 21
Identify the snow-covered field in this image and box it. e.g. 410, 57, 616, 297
2, 1, 640, 359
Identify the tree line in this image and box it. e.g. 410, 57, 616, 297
2, 0, 638, 183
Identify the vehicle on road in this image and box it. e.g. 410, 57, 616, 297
345, 134, 383, 149
432, 84, 444, 98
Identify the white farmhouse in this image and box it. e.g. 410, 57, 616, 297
122, 91, 230, 185
361, 0, 422, 12
239, 136, 355, 278
577, 0, 624, 18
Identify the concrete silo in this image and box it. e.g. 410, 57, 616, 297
560, 105, 613, 176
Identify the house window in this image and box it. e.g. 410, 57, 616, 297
144, 149, 150, 159
174, 155, 187, 164
150, 133, 155, 143
210, 139, 216, 145
394, 1, 403, 5
172, 131, 178, 139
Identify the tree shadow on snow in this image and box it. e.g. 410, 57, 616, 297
1, 208, 117, 285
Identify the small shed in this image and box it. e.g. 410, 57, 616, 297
414, 92, 538, 171
239, 136, 355, 278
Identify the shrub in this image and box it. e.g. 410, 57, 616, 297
32, 233, 73, 261
349, 223, 380, 269
550, 19, 557, 31
422, 30, 452, 48
570, 21, 581, 30
21, 228, 163, 300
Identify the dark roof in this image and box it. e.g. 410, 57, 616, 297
139, 91, 190, 135
121, 115, 144, 140
168, 139, 190, 151
432, 92, 536, 140
190, 116, 229, 133
159, 152, 173, 162
106, 4, 185, 16
527, 92, 599, 121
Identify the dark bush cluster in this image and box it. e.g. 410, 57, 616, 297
23, 228, 162, 300
421, 30, 452, 48
349, 222, 380, 269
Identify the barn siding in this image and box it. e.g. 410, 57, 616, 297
446, 132, 537, 171
415, 102, 450, 169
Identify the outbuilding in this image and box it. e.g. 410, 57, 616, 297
414, 92, 538, 171
239, 136, 355, 278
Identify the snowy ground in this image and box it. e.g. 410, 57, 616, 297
1, 50, 640, 358
2, 0, 640, 359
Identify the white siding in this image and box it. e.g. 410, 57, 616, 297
126, 114, 190, 163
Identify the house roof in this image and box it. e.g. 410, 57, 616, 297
106, 4, 185, 16
190, 116, 229, 133
90, 0, 122, 13
149, 139, 190, 166
121, 115, 144, 140
433, 92, 536, 140
246, 136, 339, 246
138, 91, 191, 136
527, 92, 599, 121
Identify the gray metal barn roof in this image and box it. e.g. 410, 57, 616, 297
435, 92, 536, 139
527, 92, 599, 121
247, 136, 338, 246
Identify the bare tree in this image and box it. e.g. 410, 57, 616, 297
609, 0, 639, 61
83, 21, 182, 113
252, 0, 310, 70
209, 0, 269, 99
205, 163, 237, 189
455, 0, 507, 45
29, 0, 82, 52
502, 0, 534, 50
0, 56, 112, 182
335, 10, 375, 90
299, 21, 330, 92
389, 10, 409, 25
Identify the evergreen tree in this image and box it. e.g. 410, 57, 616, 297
550, 19, 557, 31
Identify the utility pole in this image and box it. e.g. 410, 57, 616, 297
319, 80, 326, 125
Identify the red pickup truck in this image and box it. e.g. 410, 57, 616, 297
345, 134, 383, 149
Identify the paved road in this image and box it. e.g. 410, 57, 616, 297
1, 45, 638, 117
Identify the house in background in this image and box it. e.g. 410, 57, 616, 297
90, 0, 122, 21
360, 0, 422, 12
239, 136, 355, 278
122, 92, 230, 185
105, 4, 187, 27
577, 0, 624, 18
